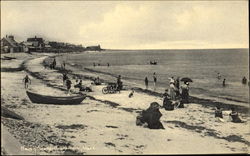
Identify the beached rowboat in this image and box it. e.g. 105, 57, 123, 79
26, 91, 86, 105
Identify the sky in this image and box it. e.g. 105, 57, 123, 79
1, 1, 249, 49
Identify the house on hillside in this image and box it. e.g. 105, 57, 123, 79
26, 36, 45, 52
1, 35, 22, 53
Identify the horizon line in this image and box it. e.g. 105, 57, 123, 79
104, 48, 249, 51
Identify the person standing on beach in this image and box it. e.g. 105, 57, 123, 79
222, 79, 226, 87
145, 77, 149, 90
153, 72, 157, 91
181, 82, 189, 104
117, 75, 122, 93
175, 77, 180, 97
66, 79, 72, 94
23, 75, 31, 89
63, 61, 66, 69
62, 73, 68, 85
169, 81, 177, 100
52, 58, 56, 69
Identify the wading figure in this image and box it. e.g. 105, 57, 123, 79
23, 75, 31, 89
222, 79, 226, 87
145, 77, 148, 90
153, 72, 157, 91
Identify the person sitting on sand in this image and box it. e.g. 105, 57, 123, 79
163, 89, 170, 98
214, 106, 224, 122
229, 108, 243, 123
75, 80, 92, 92
163, 92, 174, 111
215, 106, 223, 118
23, 75, 31, 89
93, 77, 101, 85
128, 89, 134, 98
136, 102, 164, 129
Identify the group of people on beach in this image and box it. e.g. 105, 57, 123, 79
136, 76, 191, 129
62, 73, 93, 94
214, 106, 244, 123
44, 58, 57, 70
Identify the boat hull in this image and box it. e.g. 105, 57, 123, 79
26, 91, 86, 105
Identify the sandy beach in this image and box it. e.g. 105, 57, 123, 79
1, 52, 249, 155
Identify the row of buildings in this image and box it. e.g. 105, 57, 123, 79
1, 35, 102, 53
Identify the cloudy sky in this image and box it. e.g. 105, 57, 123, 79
1, 1, 248, 49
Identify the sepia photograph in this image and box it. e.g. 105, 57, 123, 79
1, 0, 249, 155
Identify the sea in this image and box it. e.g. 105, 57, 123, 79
60, 49, 249, 106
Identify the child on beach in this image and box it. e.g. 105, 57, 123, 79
128, 89, 134, 98
23, 75, 31, 89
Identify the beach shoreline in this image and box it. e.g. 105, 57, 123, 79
1, 52, 249, 154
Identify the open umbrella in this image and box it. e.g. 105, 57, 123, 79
180, 77, 193, 82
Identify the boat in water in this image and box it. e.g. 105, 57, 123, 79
26, 91, 86, 105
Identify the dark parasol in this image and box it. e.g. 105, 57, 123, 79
180, 77, 193, 82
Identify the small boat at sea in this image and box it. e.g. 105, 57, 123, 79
150, 61, 157, 65
26, 91, 86, 105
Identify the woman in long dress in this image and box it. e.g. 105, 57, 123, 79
169, 82, 176, 100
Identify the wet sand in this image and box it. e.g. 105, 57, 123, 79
1, 52, 249, 154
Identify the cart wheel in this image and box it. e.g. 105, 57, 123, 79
102, 87, 109, 94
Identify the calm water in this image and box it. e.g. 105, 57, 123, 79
63, 49, 249, 104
